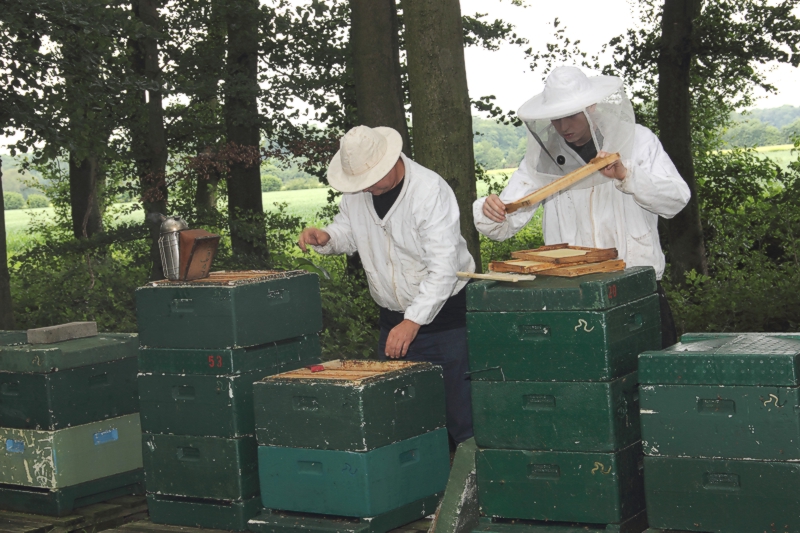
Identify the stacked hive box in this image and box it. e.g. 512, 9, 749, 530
0, 331, 143, 515
248, 360, 450, 533
134, 271, 323, 531
639, 333, 800, 533
466, 267, 662, 532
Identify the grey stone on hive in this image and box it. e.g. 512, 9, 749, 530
27, 321, 98, 345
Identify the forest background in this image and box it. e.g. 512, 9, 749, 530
3, 0, 800, 358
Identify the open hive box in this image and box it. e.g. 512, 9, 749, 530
253, 360, 446, 451
489, 244, 625, 276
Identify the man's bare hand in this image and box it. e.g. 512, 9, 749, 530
297, 227, 331, 253
482, 194, 507, 223
597, 151, 627, 181
385, 319, 421, 359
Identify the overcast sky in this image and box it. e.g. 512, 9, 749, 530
461, 0, 800, 113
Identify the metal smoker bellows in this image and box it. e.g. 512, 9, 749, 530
158, 216, 189, 280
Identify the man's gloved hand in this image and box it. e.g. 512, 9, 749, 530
385, 319, 421, 359
297, 227, 331, 253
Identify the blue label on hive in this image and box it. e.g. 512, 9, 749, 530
5, 439, 24, 453
93, 428, 119, 445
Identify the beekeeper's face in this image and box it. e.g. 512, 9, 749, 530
551, 111, 592, 146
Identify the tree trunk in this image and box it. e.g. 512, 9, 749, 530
68, 153, 104, 238
224, 0, 267, 260
401, 0, 482, 271
349, 0, 410, 156
658, 0, 708, 282
132, 0, 169, 280
0, 158, 15, 329
195, 166, 221, 224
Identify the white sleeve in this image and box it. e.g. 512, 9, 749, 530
311, 197, 358, 255
614, 127, 691, 219
403, 185, 465, 326
472, 157, 542, 241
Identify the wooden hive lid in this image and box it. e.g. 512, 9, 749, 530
144, 270, 308, 287
262, 359, 425, 383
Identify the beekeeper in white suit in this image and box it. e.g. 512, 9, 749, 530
298, 125, 476, 444
474, 66, 691, 347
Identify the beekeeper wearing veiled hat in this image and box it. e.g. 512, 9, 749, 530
298, 125, 476, 445
474, 66, 690, 347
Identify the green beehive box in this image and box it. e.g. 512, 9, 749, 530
472, 372, 640, 452
471, 510, 648, 533
639, 334, 800, 460
644, 455, 800, 533
0, 413, 143, 489
0, 330, 27, 346
253, 360, 446, 451
142, 433, 258, 501
139, 370, 262, 437
468, 294, 660, 382
476, 443, 644, 524
258, 427, 449, 518
0, 469, 143, 516
0, 360, 139, 431
138, 334, 321, 375
135, 270, 322, 349
248, 493, 442, 533
147, 493, 262, 531
467, 267, 657, 313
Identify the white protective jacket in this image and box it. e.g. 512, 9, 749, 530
473, 125, 691, 280
313, 153, 476, 325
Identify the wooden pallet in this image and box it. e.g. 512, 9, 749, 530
0, 496, 147, 533
105, 518, 432, 533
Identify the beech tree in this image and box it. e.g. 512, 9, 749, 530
349, 0, 410, 155
402, 0, 482, 269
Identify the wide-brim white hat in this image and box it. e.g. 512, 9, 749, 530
327, 126, 404, 193
518, 66, 623, 121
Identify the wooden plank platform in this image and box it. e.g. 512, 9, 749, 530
105, 518, 432, 533
0, 495, 147, 533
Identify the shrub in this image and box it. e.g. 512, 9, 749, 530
261, 174, 282, 192
3, 192, 25, 210
26, 194, 50, 208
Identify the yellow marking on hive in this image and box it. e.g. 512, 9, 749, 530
575, 319, 595, 333
591, 462, 612, 475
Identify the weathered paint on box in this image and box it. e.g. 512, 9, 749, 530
254, 362, 446, 451
147, 493, 261, 531
472, 372, 640, 452
639, 334, 800, 386
138, 334, 321, 375
476, 443, 644, 524
0, 333, 138, 372
258, 428, 450, 518
640, 383, 800, 459
139, 370, 262, 437
248, 493, 442, 533
135, 271, 322, 349
468, 295, 660, 382
466, 267, 656, 313
141, 433, 259, 501
680, 332, 800, 344
430, 438, 479, 533
471, 510, 648, 533
0, 357, 139, 430
0, 331, 27, 346
0, 413, 143, 488
0, 469, 144, 516
644, 455, 800, 533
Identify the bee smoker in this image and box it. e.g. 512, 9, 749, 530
157, 215, 189, 281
